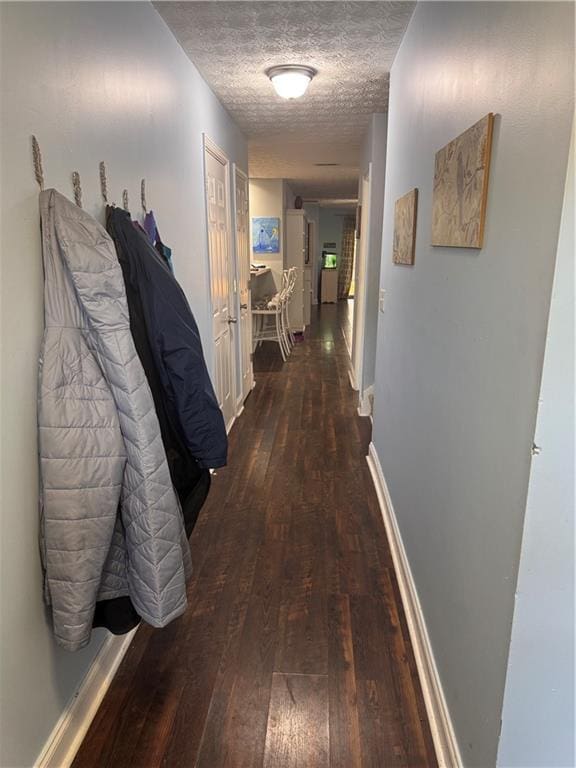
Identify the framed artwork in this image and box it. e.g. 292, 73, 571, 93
393, 188, 418, 266
431, 113, 494, 248
252, 217, 280, 254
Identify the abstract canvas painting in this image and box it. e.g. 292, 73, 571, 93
431, 113, 494, 248
393, 188, 418, 265
252, 217, 280, 254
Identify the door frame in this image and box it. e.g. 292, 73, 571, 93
232, 163, 254, 409
351, 163, 372, 397
202, 133, 238, 432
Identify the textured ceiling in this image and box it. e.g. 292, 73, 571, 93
156, 1, 415, 199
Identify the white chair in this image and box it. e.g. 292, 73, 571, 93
281, 267, 297, 349
252, 284, 290, 361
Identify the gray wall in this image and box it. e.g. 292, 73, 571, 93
319, 207, 346, 256
0, 3, 246, 766
371, 3, 574, 765
359, 113, 387, 396
497, 123, 574, 768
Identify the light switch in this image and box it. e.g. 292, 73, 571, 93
379, 288, 386, 313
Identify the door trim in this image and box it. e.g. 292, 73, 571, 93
202, 133, 237, 432
351, 164, 372, 398
203, 133, 229, 166
232, 163, 254, 406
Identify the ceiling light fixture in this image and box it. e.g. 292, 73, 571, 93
266, 65, 317, 100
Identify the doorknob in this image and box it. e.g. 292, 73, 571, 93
227, 315, 238, 324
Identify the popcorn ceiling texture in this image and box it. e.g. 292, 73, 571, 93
155, 1, 415, 198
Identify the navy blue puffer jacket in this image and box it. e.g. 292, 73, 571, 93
106, 207, 227, 469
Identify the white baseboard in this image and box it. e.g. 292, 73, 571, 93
357, 384, 374, 417
35, 629, 137, 768
366, 442, 462, 768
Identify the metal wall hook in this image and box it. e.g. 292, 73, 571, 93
32, 135, 45, 190
72, 171, 83, 208
99, 161, 109, 204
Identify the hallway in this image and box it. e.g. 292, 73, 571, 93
72, 304, 436, 768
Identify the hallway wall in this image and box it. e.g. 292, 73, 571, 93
497, 121, 575, 768
371, 2, 574, 765
0, 3, 247, 766
318, 208, 346, 259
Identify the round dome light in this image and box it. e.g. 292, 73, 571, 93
266, 65, 317, 100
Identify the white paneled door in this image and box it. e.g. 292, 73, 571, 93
234, 166, 253, 403
204, 137, 236, 431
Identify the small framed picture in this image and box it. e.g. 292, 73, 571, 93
252, 217, 280, 254
393, 188, 418, 266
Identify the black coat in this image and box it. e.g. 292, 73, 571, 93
92, 207, 226, 637
106, 207, 228, 471
105, 206, 226, 533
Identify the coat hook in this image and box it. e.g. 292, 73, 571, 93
141, 178, 147, 213
122, 189, 129, 212
72, 171, 83, 208
32, 135, 45, 190
99, 161, 108, 204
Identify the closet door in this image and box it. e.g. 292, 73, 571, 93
204, 137, 236, 431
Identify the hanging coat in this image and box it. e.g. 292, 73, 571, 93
143, 210, 174, 273
38, 189, 191, 651
105, 206, 227, 470
105, 206, 211, 537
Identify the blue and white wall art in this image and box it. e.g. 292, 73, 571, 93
252, 217, 280, 254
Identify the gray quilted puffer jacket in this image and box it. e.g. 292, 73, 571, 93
38, 189, 192, 651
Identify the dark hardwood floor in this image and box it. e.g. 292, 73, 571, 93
73, 302, 437, 768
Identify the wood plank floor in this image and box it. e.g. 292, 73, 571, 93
73, 303, 437, 768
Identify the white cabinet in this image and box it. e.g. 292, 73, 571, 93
321, 268, 338, 303
285, 209, 312, 332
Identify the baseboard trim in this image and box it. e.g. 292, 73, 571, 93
357, 384, 374, 417
35, 629, 137, 768
366, 442, 462, 768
